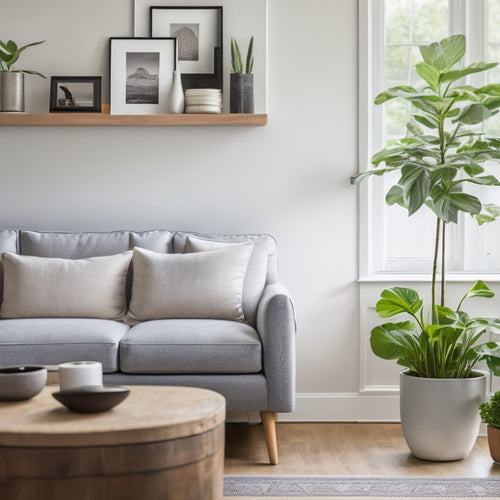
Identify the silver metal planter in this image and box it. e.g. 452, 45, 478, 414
0, 72, 25, 112
400, 370, 486, 461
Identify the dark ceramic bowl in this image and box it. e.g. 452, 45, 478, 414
0, 366, 47, 401
52, 385, 130, 413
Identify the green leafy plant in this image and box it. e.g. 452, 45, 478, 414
0, 39, 46, 78
231, 36, 254, 74
353, 34, 500, 378
480, 391, 500, 429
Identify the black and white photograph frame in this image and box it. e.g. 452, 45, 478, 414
109, 37, 176, 115
150, 6, 222, 90
49, 76, 102, 112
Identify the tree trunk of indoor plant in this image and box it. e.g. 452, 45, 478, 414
0, 72, 24, 112
230, 73, 254, 113
400, 371, 486, 461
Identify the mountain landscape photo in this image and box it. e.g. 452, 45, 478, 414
126, 66, 159, 104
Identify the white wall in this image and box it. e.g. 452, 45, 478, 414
0, 0, 360, 420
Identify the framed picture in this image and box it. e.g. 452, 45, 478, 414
109, 37, 176, 115
150, 6, 222, 90
49, 76, 101, 112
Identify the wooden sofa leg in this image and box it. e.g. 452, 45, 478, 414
260, 411, 278, 465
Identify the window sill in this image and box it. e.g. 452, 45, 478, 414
358, 273, 500, 283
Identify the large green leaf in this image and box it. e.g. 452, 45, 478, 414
476, 84, 500, 96
429, 185, 481, 223
376, 287, 422, 318
419, 34, 465, 72
370, 322, 418, 361
399, 164, 430, 215
474, 204, 500, 225
453, 103, 492, 125
434, 305, 458, 325
385, 185, 405, 207
374, 86, 440, 105
413, 114, 438, 129
406, 119, 424, 137
455, 175, 500, 187
441, 62, 498, 84
416, 61, 440, 91
481, 96, 500, 111
351, 168, 397, 185
461, 280, 495, 302
477, 342, 500, 376
430, 167, 458, 189
446, 191, 482, 215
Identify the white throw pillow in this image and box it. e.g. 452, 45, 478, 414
0, 251, 132, 320
183, 235, 240, 253
127, 243, 253, 323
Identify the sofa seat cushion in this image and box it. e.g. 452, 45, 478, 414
0, 318, 128, 373
120, 319, 262, 374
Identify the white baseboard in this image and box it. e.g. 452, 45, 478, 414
277, 392, 400, 422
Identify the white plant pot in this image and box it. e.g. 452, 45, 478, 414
400, 370, 486, 461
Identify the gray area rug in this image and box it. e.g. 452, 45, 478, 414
223, 475, 500, 497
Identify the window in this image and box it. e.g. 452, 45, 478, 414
359, 0, 500, 276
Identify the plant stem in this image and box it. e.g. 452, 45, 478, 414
432, 216, 441, 323
441, 222, 446, 307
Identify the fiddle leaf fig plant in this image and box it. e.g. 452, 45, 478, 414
0, 39, 46, 78
353, 34, 500, 378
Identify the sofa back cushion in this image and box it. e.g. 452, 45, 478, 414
20, 230, 131, 258
127, 243, 253, 323
0, 251, 132, 320
6, 230, 275, 325
0, 230, 18, 304
174, 232, 277, 326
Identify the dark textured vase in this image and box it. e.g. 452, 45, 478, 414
230, 73, 254, 113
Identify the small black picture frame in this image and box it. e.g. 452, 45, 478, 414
49, 76, 102, 112
150, 6, 223, 91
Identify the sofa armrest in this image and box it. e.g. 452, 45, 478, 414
256, 283, 296, 412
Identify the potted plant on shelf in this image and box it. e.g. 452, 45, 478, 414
0, 39, 45, 112
230, 36, 254, 113
353, 34, 500, 461
479, 391, 500, 463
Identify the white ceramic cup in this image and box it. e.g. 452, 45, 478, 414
58, 361, 103, 392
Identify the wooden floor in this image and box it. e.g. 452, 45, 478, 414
224, 422, 500, 499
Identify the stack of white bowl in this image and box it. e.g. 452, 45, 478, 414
184, 88, 222, 114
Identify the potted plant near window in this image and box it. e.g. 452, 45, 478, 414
230, 36, 254, 113
0, 39, 45, 112
479, 391, 500, 463
353, 34, 500, 461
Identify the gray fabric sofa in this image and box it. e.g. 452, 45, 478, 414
0, 229, 296, 464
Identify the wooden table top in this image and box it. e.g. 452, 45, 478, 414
0, 385, 225, 448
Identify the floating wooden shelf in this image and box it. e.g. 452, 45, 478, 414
0, 105, 267, 127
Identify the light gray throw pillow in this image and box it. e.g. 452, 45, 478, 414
0, 251, 132, 320
127, 243, 253, 323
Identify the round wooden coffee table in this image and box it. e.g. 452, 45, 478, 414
0, 385, 225, 500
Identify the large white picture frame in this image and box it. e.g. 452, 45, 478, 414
109, 37, 176, 115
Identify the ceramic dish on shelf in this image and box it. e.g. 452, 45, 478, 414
52, 385, 130, 413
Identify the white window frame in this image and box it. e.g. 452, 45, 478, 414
358, 0, 497, 280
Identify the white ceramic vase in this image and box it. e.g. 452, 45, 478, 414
400, 370, 486, 461
168, 70, 184, 114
